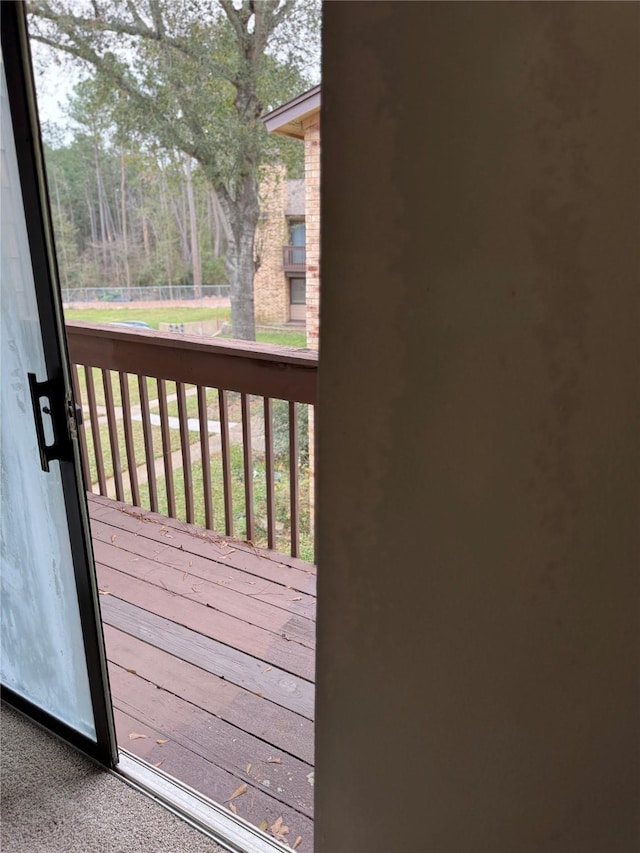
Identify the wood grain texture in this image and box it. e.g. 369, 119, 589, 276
93, 538, 316, 647
110, 664, 314, 816
97, 564, 314, 681
119, 371, 140, 507
100, 595, 314, 719
104, 625, 314, 763
102, 369, 124, 501
66, 321, 318, 405
84, 366, 106, 495
89, 494, 316, 594
114, 708, 314, 848
137, 374, 158, 512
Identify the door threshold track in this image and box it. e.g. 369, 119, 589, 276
115, 750, 292, 853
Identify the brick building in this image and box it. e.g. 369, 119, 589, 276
262, 85, 321, 349
253, 169, 306, 325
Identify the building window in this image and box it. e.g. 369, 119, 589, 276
290, 277, 306, 305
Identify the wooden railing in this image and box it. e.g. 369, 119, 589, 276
282, 244, 306, 271
66, 322, 317, 559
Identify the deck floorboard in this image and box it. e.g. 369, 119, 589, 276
89, 493, 315, 849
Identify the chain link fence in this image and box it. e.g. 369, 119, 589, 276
62, 284, 230, 304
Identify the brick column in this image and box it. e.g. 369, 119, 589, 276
301, 114, 320, 544
253, 166, 289, 325
302, 114, 321, 350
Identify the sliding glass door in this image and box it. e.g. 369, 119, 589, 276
0, 2, 115, 765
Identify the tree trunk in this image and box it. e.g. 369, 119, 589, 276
227, 229, 257, 340
210, 188, 224, 258
120, 149, 132, 298
136, 182, 151, 259
94, 145, 108, 276
159, 169, 174, 289
51, 167, 69, 289
216, 176, 258, 341
184, 156, 202, 299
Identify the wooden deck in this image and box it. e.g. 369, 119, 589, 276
88, 493, 315, 849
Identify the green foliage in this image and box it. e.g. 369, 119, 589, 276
201, 257, 228, 285
272, 400, 309, 466
65, 306, 231, 327
30, 0, 320, 339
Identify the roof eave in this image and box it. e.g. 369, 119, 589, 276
262, 85, 321, 139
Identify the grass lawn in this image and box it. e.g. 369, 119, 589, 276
65, 306, 231, 328
64, 307, 308, 348
256, 329, 307, 348
81, 389, 314, 561
75, 366, 158, 411
83, 410, 181, 487
134, 445, 314, 562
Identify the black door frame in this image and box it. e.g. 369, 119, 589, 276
1, 1, 117, 768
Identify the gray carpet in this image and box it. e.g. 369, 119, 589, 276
1, 703, 225, 852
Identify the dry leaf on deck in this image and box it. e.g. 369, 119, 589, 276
229, 802, 237, 814
269, 816, 290, 842
267, 757, 282, 764
259, 819, 269, 832
263, 666, 272, 673
226, 782, 248, 802
128, 732, 148, 740
125, 668, 137, 675
293, 838, 302, 850
156, 738, 168, 745
110, 534, 116, 542
153, 761, 164, 768
98, 589, 111, 596
291, 597, 302, 602
245, 763, 252, 773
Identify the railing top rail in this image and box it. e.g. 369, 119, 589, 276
66, 322, 317, 405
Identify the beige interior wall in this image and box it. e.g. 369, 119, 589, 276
316, 4, 639, 852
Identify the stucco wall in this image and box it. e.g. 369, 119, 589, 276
316, 3, 639, 852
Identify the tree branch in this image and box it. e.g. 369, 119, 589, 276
29, 1, 234, 83
30, 32, 199, 158
148, 0, 165, 38
218, 0, 248, 51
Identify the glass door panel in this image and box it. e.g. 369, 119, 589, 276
0, 3, 115, 763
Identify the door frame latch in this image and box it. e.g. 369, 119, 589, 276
28, 372, 73, 472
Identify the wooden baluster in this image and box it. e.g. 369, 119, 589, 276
102, 369, 124, 501
138, 376, 158, 513
219, 388, 233, 537
84, 366, 106, 496
241, 393, 254, 542
177, 382, 194, 524
198, 386, 214, 531
119, 372, 140, 507
70, 363, 91, 490
157, 379, 176, 518
289, 401, 300, 558
264, 397, 276, 550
